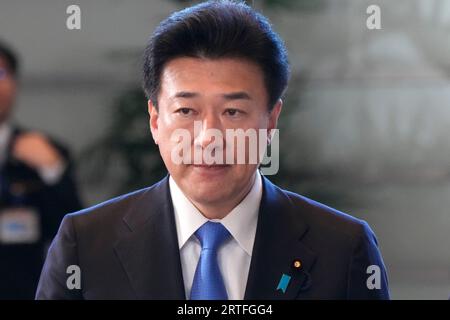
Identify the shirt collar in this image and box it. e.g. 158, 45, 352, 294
170, 170, 262, 256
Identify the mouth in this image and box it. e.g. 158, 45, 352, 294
191, 164, 231, 174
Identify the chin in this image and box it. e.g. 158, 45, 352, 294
192, 187, 232, 203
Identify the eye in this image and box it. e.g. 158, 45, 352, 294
175, 107, 195, 116
224, 108, 243, 117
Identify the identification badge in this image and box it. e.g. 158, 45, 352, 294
0, 207, 41, 244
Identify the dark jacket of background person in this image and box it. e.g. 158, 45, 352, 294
0, 126, 82, 299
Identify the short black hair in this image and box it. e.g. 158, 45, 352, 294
0, 41, 19, 77
142, 0, 290, 110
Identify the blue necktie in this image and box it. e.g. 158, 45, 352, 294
190, 221, 231, 300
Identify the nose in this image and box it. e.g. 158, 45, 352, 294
194, 114, 224, 149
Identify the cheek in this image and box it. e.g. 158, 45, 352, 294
159, 120, 193, 146
157, 119, 194, 168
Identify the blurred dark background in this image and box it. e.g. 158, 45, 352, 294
1, 0, 449, 298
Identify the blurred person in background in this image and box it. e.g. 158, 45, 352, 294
0, 41, 83, 299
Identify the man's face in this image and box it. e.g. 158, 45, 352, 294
148, 57, 281, 207
0, 56, 17, 124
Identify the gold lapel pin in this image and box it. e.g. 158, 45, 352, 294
293, 259, 302, 269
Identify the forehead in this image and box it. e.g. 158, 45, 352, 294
159, 57, 267, 100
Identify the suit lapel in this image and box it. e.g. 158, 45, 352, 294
113, 176, 186, 299
244, 176, 317, 300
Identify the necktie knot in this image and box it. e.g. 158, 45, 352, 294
195, 221, 230, 250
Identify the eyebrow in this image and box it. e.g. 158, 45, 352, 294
222, 91, 252, 100
172, 91, 199, 99
172, 91, 252, 100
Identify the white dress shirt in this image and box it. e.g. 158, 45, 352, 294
170, 170, 262, 300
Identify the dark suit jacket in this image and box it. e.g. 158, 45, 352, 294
36, 175, 390, 300
0, 126, 83, 299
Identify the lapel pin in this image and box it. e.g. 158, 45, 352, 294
293, 259, 302, 270
276, 273, 291, 294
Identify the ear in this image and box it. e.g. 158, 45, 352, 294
268, 99, 283, 133
148, 100, 159, 145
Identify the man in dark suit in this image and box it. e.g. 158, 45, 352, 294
36, 0, 389, 300
0, 41, 83, 299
